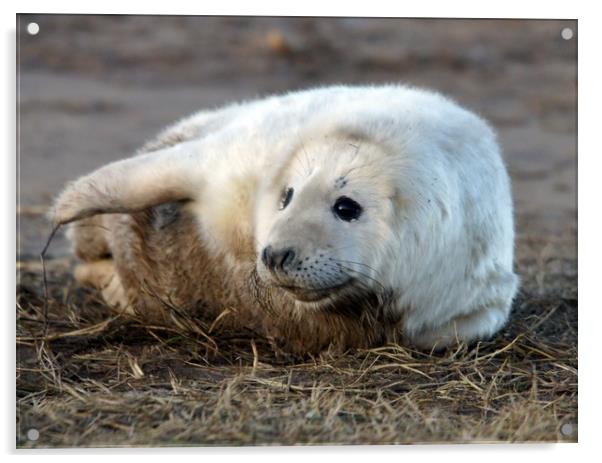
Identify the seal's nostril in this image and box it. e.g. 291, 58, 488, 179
263, 246, 296, 272
279, 248, 296, 270
261, 245, 273, 269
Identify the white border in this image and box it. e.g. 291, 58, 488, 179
3, 0, 599, 460
4, 0, 582, 18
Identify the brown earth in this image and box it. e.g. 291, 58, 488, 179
16, 15, 577, 447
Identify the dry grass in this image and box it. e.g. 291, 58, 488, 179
16, 221, 577, 448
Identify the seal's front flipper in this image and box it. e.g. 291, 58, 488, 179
48, 140, 209, 227
407, 303, 511, 351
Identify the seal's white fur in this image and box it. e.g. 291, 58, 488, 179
53, 85, 519, 350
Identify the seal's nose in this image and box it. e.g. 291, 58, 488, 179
261, 245, 296, 272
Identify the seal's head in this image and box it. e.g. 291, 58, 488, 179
254, 135, 401, 308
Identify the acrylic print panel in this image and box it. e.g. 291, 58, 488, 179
16, 15, 577, 447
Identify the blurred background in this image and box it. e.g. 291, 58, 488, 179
17, 15, 577, 260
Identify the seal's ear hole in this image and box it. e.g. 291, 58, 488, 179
390, 187, 407, 214
333, 196, 363, 222
279, 187, 294, 210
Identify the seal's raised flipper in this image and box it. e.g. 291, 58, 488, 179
48, 139, 210, 227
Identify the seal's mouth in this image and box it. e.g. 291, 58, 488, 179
277, 280, 353, 302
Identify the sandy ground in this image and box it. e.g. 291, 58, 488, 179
16, 15, 577, 447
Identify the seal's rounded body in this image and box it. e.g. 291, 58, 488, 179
55, 85, 519, 353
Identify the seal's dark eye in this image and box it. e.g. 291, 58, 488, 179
280, 187, 294, 210
333, 196, 362, 222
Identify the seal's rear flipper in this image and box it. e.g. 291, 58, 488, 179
66, 215, 112, 261
74, 259, 132, 312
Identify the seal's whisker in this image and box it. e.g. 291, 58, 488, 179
330, 258, 382, 276
332, 263, 387, 294
294, 134, 314, 177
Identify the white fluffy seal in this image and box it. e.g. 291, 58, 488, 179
51, 85, 519, 353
